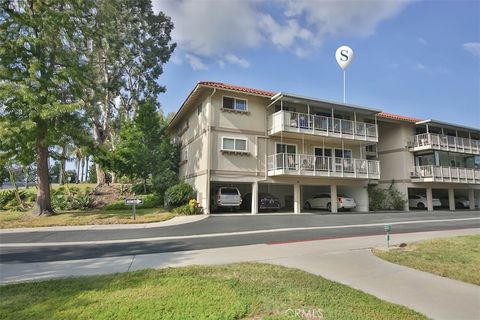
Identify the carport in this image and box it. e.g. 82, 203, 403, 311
302, 183, 368, 213
210, 182, 252, 213
258, 183, 294, 211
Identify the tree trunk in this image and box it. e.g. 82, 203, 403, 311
7, 167, 23, 206
92, 125, 107, 186
143, 178, 147, 194
23, 166, 29, 189
76, 158, 81, 184
80, 156, 85, 183
111, 171, 117, 184
96, 163, 106, 185
59, 146, 66, 185
85, 156, 89, 182
35, 136, 53, 215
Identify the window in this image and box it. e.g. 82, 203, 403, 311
276, 143, 296, 154
223, 96, 247, 111
222, 137, 247, 152
314, 148, 332, 157
183, 148, 188, 161
334, 149, 352, 158
197, 104, 202, 115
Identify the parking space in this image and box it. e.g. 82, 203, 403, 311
432, 188, 448, 210
408, 187, 478, 211
258, 184, 294, 211
408, 187, 429, 210
302, 185, 368, 212
210, 182, 252, 213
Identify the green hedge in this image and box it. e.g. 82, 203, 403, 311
164, 183, 194, 209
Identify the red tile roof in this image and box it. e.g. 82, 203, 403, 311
377, 112, 423, 123
198, 81, 276, 97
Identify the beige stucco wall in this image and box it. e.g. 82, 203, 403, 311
377, 121, 415, 182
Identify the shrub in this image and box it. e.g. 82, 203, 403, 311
0, 190, 28, 211
368, 185, 387, 211
74, 188, 95, 210
131, 183, 152, 195
368, 181, 407, 211
387, 181, 407, 210
164, 183, 194, 209
172, 204, 191, 215
0, 190, 16, 210
51, 187, 94, 211
152, 169, 178, 201
103, 194, 162, 210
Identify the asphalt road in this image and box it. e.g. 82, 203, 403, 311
1, 210, 479, 263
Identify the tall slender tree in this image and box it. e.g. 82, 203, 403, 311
0, 0, 92, 215
82, 0, 175, 185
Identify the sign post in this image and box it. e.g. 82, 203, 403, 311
125, 198, 143, 220
384, 224, 392, 248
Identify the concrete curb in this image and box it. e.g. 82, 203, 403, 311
0, 215, 208, 234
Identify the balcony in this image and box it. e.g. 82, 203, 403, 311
267, 153, 380, 179
410, 133, 480, 155
268, 110, 378, 142
410, 165, 480, 184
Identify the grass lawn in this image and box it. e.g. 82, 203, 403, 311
374, 234, 480, 285
0, 263, 427, 320
0, 207, 175, 228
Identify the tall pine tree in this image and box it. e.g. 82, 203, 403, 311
0, 0, 91, 215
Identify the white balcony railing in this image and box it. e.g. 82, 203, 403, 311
410, 165, 480, 184
268, 110, 378, 142
267, 153, 380, 179
411, 133, 480, 155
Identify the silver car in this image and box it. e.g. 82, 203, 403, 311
212, 187, 242, 211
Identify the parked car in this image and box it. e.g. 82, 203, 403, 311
409, 195, 441, 209
304, 193, 356, 211
242, 193, 281, 211
439, 196, 470, 209
211, 187, 242, 212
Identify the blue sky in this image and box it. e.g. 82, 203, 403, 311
154, 0, 480, 127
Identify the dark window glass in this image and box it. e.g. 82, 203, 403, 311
223, 97, 234, 109
220, 188, 239, 195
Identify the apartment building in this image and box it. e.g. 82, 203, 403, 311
376, 114, 480, 211
168, 81, 479, 214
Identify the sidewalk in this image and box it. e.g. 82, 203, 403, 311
0, 215, 207, 233
1, 228, 479, 320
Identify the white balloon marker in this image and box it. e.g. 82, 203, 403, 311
335, 46, 354, 103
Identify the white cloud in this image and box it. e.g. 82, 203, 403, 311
415, 62, 448, 74
463, 42, 480, 57
415, 63, 426, 70
223, 54, 250, 68
259, 14, 317, 54
417, 37, 427, 45
154, 0, 261, 56
185, 53, 207, 71
281, 0, 411, 37
154, 0, 411, 69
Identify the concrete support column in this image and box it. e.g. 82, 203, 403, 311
426, 187, 433, 211
330, 184, 338, 213
468, 189, 475, 210
448, 188, 455, 211
251, 181, 258, 214
293, 182, 301, 214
